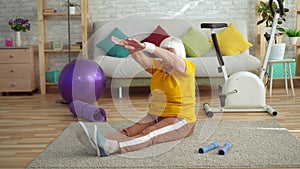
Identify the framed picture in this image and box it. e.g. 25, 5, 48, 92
51, 41, 62, 50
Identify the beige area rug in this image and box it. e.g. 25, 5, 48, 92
27, 121, 300, 168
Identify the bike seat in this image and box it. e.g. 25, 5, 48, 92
201, 23, 228, 29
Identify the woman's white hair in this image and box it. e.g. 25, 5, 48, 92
160, 37, 186, 59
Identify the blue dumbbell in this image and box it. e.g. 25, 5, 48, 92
198, 142, 219, 154
218, 142, 232, 155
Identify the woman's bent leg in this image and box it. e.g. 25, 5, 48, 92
105, 114, 156, 140
118, 117, 195, 153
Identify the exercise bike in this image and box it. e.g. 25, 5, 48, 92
201, 0, 287, 117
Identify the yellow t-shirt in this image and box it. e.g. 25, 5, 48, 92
146, 59, 196, 123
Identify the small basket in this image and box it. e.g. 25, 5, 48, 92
268, 61, 296, 78
46, 70, 61, 83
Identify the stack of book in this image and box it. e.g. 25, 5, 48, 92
43, 8, 57, 14
70, 44, 81, 50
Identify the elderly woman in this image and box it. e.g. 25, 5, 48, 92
75, 36, 196, 157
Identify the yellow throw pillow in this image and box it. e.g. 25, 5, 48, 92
211, 23, 253, 56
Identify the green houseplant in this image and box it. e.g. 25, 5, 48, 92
67, 2, 80, 8
284, 28, 300, 44
62, 1, 80, 14
257, 0, 287, 60
257, 0, 286, 41
257, 0, 286, 27
285, 28, 300, 37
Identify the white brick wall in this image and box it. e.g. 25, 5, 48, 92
0, 0, 297, 70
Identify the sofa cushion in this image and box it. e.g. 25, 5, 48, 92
96, 27, 130, 58
94, 53, 261, 78
181, 27, 212, 57
92, 19, 261, 81
211, 23, 253, 56
141, 25, 170, 46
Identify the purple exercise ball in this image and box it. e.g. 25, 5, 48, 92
58, 59, 106, 104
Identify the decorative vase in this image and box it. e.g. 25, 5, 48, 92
269, 43, 286, 60
15, 31, 21, 46
69, 6, 76, 14
289, 37, 298, 45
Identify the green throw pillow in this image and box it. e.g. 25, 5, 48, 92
181, 27, 212, 57
96, 27, 130, 58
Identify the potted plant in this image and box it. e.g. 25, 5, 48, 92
62, 1, 80, 14
257, 0, 286, 38
284, 28, 300, 44
257, 1, 286, 26
257, 0, 287, 60
8, 17, 31, 46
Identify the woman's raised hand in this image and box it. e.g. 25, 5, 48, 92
111, 36, 145, 53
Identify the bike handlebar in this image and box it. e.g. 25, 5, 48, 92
269, 0, 285, 17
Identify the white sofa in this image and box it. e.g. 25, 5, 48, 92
90, 18, 261, 98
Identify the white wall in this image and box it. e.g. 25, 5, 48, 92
0, 0, 297, 70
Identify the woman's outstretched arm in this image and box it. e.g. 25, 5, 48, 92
111, 37, 151, 69
111, 36, 186, 73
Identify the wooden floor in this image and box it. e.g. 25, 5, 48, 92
0, 86, 299, 169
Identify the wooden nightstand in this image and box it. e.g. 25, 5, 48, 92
0, 46, 38, 95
